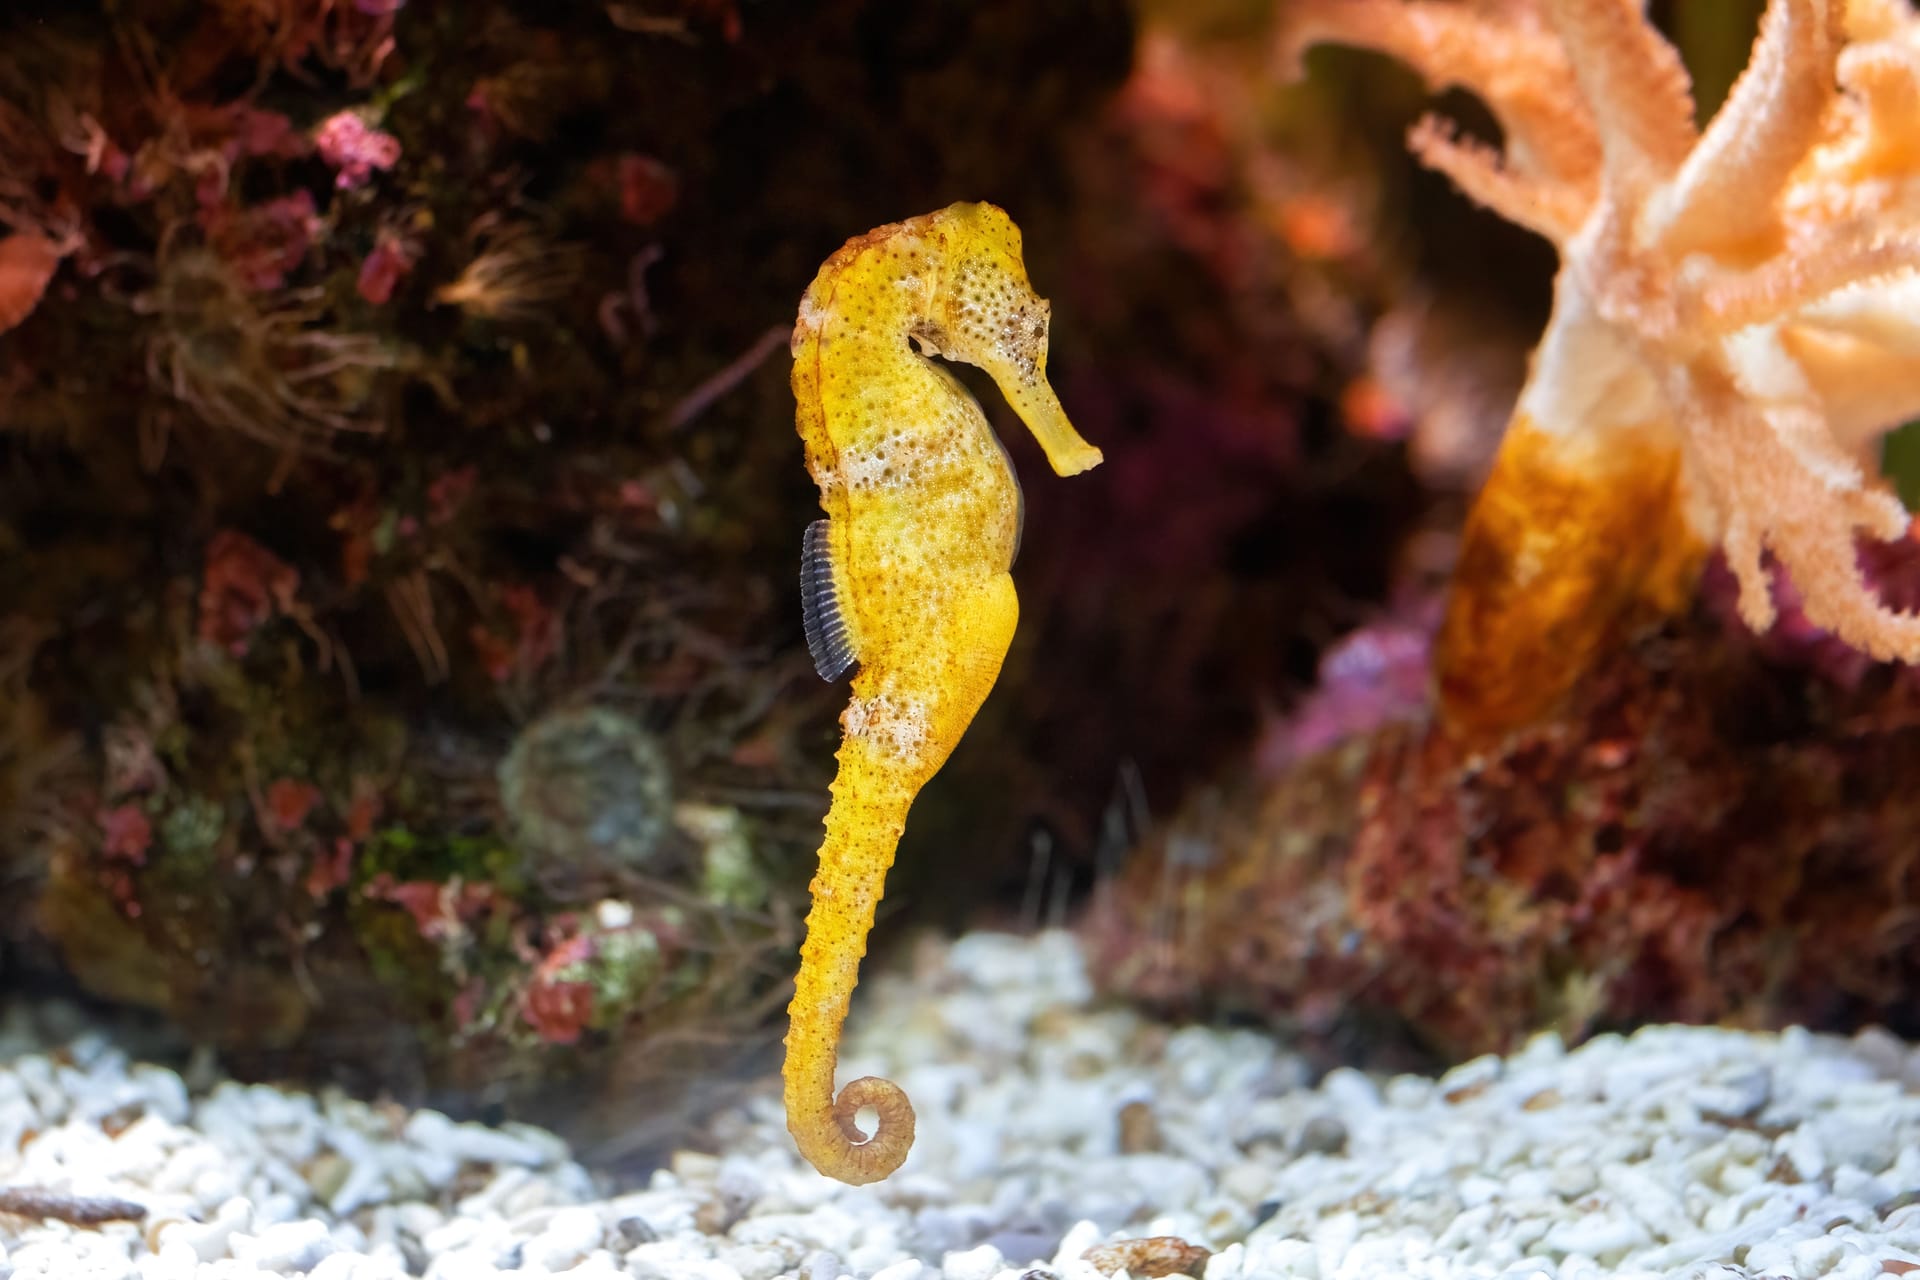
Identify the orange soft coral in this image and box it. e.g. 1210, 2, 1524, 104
1283, 0, 1920, 734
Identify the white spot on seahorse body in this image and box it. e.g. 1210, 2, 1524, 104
842, 693, 930, 763
795, 289, 832, 343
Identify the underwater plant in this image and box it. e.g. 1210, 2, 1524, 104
432, 217, 584, 323
138, 240, 400, 453
1283, 0, 1920, 735
784, 202, 1103, 1185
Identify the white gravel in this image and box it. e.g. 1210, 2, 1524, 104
4, 930, 1920, 1279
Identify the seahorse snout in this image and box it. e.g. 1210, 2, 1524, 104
999, 372, 1104, 478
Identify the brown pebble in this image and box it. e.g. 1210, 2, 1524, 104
1443, 1079, 1491, 1104
1879, 1190, 1920, 1217
98, 1105, 143, 1138
1118, 1099, 1163, 1154
694, 1195, 746, 1235
1081, 1235, 1212, 1278
0, 1186, 146, 1225
1294, 1112, 1348, 1155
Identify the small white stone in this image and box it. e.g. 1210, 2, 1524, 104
1540, 1210, 1651, 1260
231, 1218, 337, 1273
402, 1111, 551, 1168
1051, 1221, 1103, 1269
1791, 1233, 1862, 1277
942, 1243, 1005, 1280
1817, 1113, 1901, 1175
152, 1197, 251, 1263
1690, 1064, 1772, 1119
625, 1239, 743, 1280
718, 1244, 787, 1280
1777, 1124, 1828, 1181
135, 1246, 196, 1280
422, 1246, 500, 1280
520, 1205, 602, 1270
306, 1256, 370, 1280
1319, 1067, 1382, 1114
1384, 1074, 1434, 1107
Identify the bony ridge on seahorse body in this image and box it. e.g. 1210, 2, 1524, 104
784, 201, 1102, 1185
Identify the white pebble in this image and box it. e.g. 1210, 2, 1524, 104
942, 1243, 1005, 1280
231, 1218, 336, 1273
9, 936, 1920, 1280
519, 1205, 602, 1270
402, 1112, 552, 1169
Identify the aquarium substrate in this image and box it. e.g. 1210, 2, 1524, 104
2, 931, 1918, 1280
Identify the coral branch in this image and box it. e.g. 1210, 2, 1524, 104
1538, 0, 1696, 192
1407, 115, 1584, 241
1676, 365, 1918, 655
1701, 232, 1920, 333
1278, 0, 1600, 195
1653, 0, 1843, 256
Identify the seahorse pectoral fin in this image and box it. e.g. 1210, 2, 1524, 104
1000, 373, 1104, 477
800, 518, 859, 682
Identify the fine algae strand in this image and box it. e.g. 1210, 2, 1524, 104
784, 202, 1102, 1184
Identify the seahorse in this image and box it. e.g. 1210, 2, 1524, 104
784, 202, 1102, 1185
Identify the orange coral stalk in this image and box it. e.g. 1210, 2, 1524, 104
1435, 415, 1702, 734
1284, 0, 1920, 735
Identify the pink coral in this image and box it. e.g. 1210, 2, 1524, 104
364, 875, 498, 942
98, 806, 153, 865
304, 839, 355, 900
314, 111, 400, 190
470, 584, 561, 682
265, 778, 322, 831
355, 230, 415, 304
1256, 604, 1437, 771
522, 932, 598, 1045
616, 153, 678, 225
424, 466, 476, 525
522, 978, 595, 1045
197, 531, 300, 656
199, 191, 320, 291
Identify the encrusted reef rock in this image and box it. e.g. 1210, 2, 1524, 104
0, 0, 1134, 1152
1085, 546, 1920, 1064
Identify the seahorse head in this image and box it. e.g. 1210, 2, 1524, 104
919, 202, 1104, 477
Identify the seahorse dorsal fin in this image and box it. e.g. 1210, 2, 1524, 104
801, 518, 858, 682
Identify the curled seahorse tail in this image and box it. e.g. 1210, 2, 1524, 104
783, 742, 920, 1184
806, 1073, 915, 1185
783, 1048, 916, 1186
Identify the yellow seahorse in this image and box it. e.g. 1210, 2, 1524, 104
784, 202, 1102, 1184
